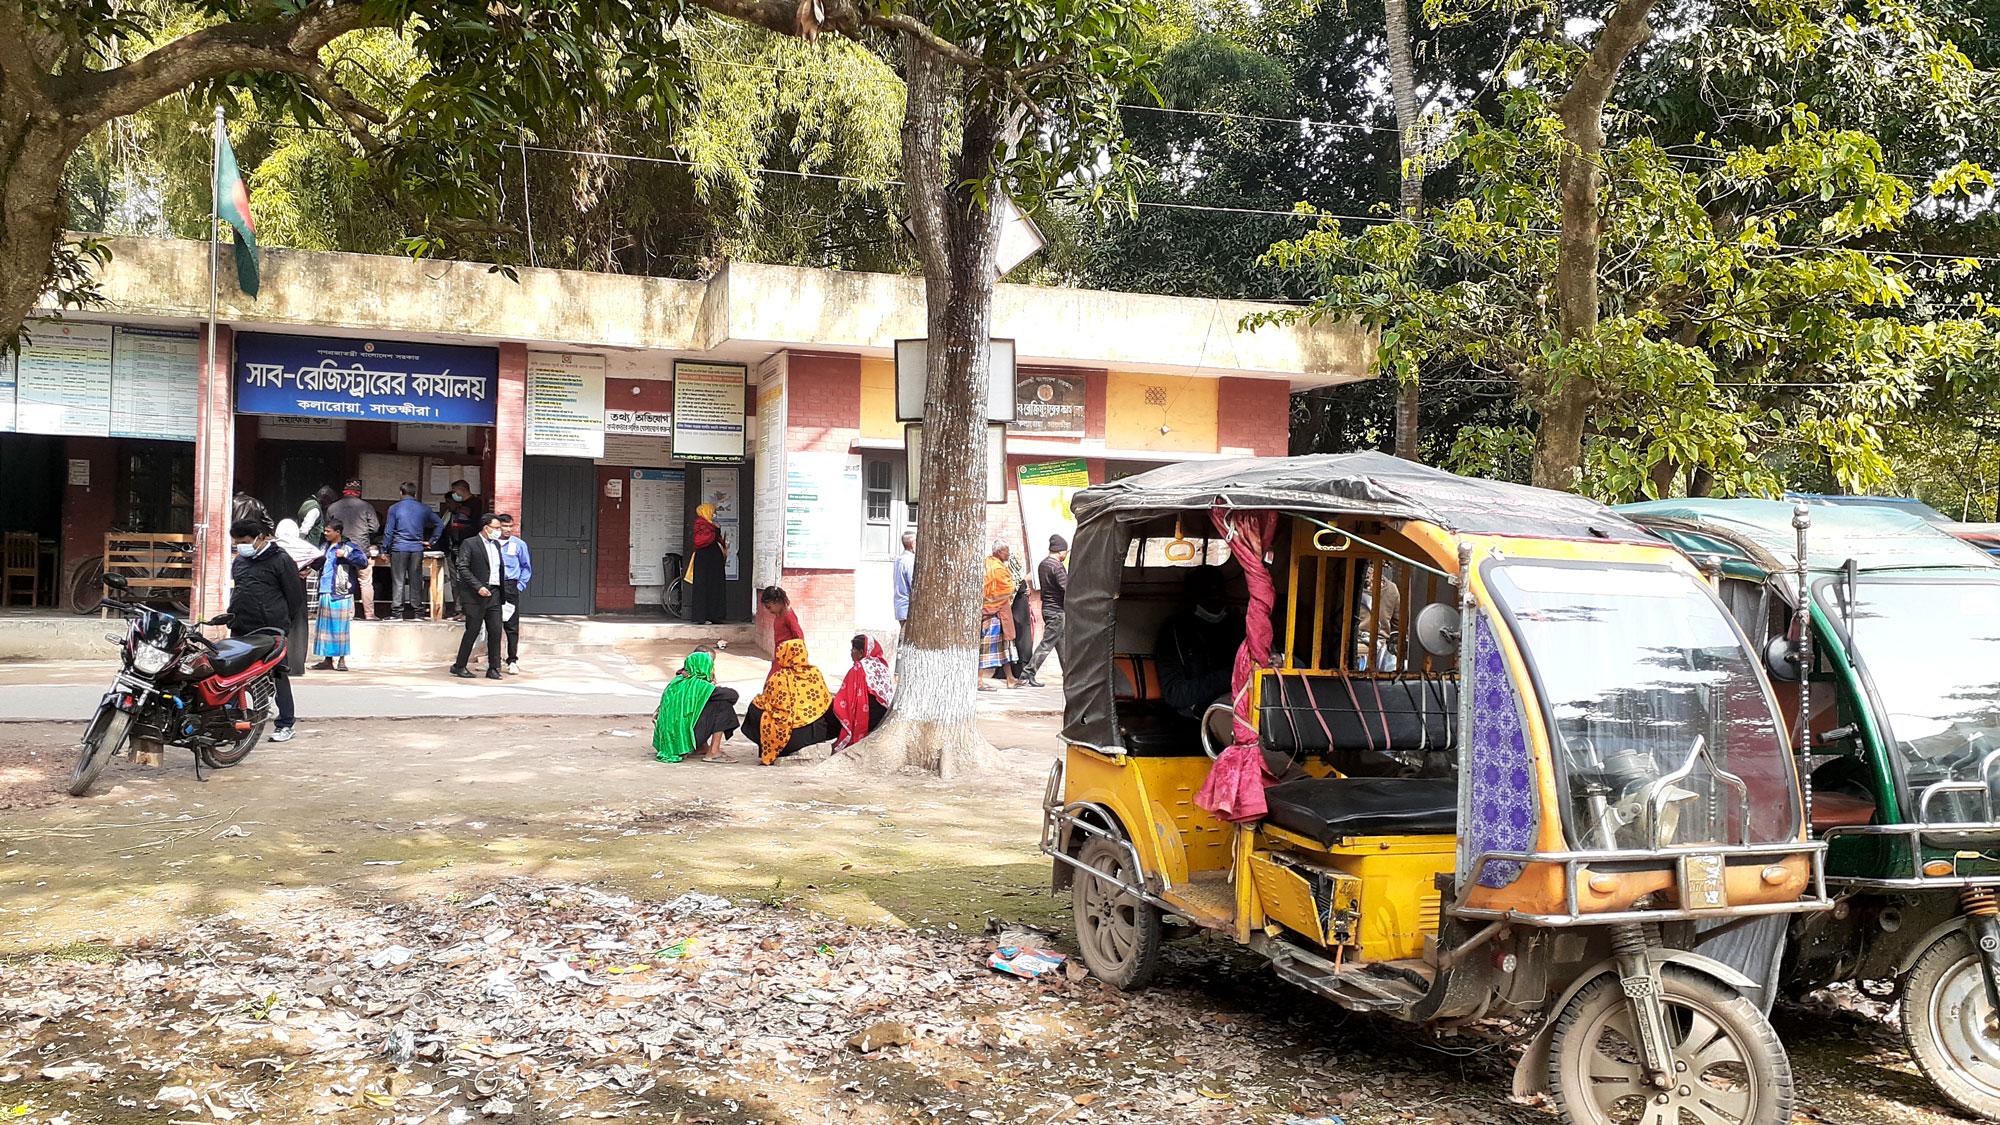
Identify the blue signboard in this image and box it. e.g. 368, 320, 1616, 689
234, 332, 498, 425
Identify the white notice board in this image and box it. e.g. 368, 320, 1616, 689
110, 326, 200, 441
16, 321, 113, 437
0, 350, 15, 432
525, 351, 606, 457
628, 468, 686, 585
784, 451, 863, 569
672, 361, 747, 461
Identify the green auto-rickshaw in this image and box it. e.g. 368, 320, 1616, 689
1625, 497, 2000, 1119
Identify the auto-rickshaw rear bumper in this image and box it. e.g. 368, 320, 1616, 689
1820, 822, 2000, 889
1453, 842, 1832, 927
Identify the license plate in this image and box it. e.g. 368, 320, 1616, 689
1680, 854, 1729, 910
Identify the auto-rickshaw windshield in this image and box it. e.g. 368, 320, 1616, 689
1835, 577, 2000, 822
1486, 563, 1801, 851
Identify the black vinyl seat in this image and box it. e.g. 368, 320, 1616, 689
209, 635, 280, 676
1262, 776, 1457, 845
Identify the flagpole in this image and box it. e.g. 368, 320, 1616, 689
199, 104, 223, 620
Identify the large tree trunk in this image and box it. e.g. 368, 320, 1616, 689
834, 38, 1005, 778
1528, 0, 1656, 491
0, 110, 84, 343
1384, 0, 1424, 462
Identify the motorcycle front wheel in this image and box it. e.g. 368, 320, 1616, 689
69, 706, 134, 796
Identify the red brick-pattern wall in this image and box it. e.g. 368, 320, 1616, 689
594, 467, 635, 612
1084, 370, 1108, 442
592, 377, 676, 611
1217, 376, 1290, 457
192, 325, 235, 617
767, 351, 860, 655
60, 437, 119, 581
493, 343, 527, 519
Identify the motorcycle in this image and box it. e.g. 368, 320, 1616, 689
69, 574, 287, 796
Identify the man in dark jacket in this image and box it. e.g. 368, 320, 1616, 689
450, 513, 507, 680
325, 479, 380, 619
1024, 534, 1069, 687
229, 518, 304, 741
382, 481, 443, 621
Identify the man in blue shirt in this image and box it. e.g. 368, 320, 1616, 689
892, 531, 916, 631
497, 514, 533, 675
382, 482, 443, 621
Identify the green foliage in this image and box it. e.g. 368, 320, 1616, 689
1261, 0, 2000, 501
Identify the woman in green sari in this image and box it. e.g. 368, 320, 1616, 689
653, 649, 740, 762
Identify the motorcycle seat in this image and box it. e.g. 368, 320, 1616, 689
211, 635, 280, 676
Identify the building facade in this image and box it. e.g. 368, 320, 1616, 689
0, 237, 1371, 655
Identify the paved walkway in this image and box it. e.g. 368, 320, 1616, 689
0, 650, 1065, 723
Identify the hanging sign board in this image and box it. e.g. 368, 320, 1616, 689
894, 338, 1016, 423
235, 331, 498, 425
1016, 459, 1088, 568
16, 321, 114, 437
605, 407, 671, 436
524, 351, 607, 457
751, 358, 788, 588
671, 361, 747, 461
109, 326, 200, 442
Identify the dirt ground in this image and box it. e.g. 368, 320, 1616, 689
0, 716, 1978, 1123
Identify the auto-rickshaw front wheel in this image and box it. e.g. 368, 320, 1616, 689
1903, 929, 2000, 1121
1072, 836, 1163, 990
1549, 967, 1792, 1125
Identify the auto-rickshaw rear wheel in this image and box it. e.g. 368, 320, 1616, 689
1549, 966, 1791, 1125
1072, 836, 1163, 990
1902, 929, 2000, 1121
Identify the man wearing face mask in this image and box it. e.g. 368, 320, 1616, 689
437, 479, 478, 621
450, 513, 507, 680
1154, 569, 1244, 720
229, 518, 304, 742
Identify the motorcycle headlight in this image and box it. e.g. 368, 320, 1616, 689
132, 642, 174, 675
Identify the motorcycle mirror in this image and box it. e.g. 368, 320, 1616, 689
1414, 602, 1462, 657
204, 613, 235, 627
1764, 634, 1801, 682
103, 574, 129, 590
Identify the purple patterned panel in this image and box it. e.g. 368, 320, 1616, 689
1467, 611, 1536, 888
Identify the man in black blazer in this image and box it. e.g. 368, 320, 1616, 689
451, 513, 506, 680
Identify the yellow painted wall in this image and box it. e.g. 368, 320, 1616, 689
860, 357, 899, 440
1104, 371, 1218, 453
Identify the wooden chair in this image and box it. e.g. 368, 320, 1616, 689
1, 532, 37, 607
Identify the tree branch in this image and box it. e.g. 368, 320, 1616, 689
52, 0, 391, 127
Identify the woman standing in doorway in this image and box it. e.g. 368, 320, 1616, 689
688, 503, 728, 624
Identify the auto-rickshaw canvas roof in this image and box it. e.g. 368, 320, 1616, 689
1062, 452, 1655, 749
1619, 498, 1997, 580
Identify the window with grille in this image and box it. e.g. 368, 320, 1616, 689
865, 459, 893, 522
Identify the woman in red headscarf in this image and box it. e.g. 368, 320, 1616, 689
832, 633, 894, 750
687, 502, 727, 624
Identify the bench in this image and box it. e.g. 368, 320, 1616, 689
1112, 653, 1207, 756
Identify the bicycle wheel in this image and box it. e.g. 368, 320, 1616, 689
664, 577, 690, 620
68, 556, 105, 615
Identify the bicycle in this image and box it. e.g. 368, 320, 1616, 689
659, 552, 690, 620
69, 538, 193, 616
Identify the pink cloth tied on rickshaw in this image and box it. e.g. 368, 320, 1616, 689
1194, 508, 1280, 823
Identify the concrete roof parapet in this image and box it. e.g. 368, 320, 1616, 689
71, 235, 1371, 386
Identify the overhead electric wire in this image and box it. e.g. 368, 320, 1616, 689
217, 119, 2000, 270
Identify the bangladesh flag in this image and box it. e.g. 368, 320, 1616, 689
215, 126, 260, 297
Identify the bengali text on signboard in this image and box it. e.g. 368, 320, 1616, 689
235, 332, 498, 425
671, 361, 747, 461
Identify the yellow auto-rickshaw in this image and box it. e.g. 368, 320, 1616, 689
1044, 453, 1829, 1124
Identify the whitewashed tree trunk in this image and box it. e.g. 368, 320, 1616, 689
832, 37, 1005, 777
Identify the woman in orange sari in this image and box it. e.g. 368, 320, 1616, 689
981, 544, 1019, 689
743, 639, 837, 764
